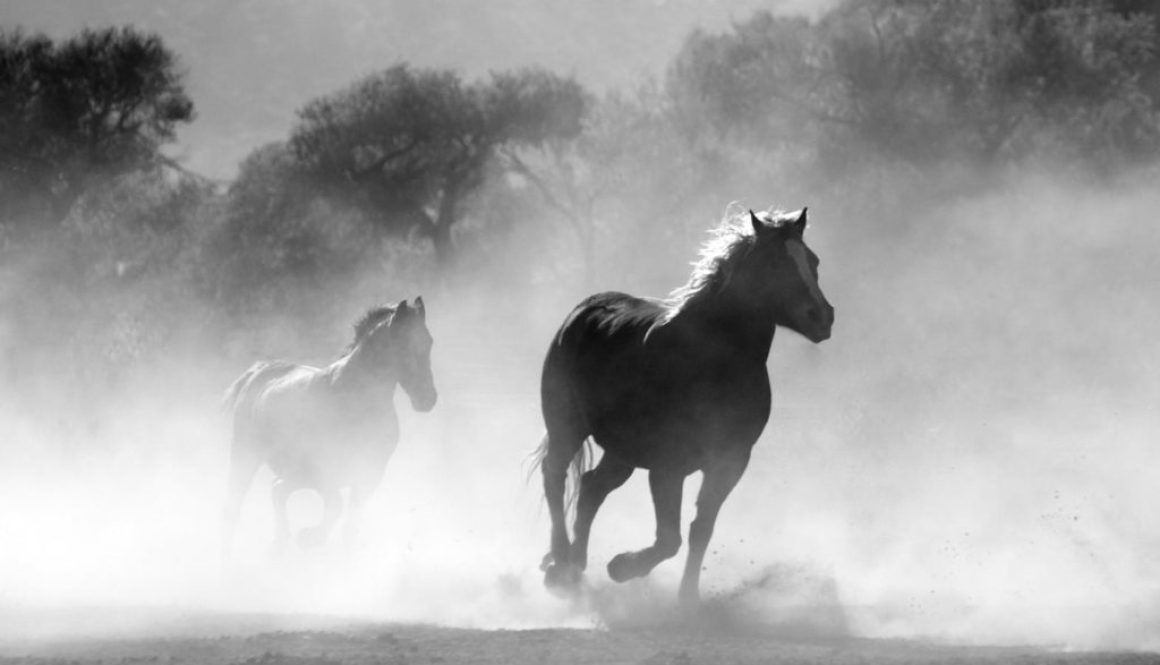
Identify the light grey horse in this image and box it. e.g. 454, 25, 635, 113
221, 298, 436, 557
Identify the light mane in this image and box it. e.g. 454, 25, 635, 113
661, 204, 796, 323
349, 304, 396, 350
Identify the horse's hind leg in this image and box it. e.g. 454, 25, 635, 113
607, 468, 684, 583
297, 487, 344, 549
271, 478, 295, 554
540, 431, 584, 587
221, 444, 260, 563
569, 453, 633, 572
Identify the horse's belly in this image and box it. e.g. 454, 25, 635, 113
248, 375, 400, 489
267, 437, 395, 488
595, 433, 700, 472
590, 396, 768, 472
261, 408, 398, 488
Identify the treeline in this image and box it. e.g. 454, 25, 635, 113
2, 0, 1159, 412
672, 0, 1160, 169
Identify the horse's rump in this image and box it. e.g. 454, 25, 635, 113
544, 292, 667, 413
548, 292, 733, 464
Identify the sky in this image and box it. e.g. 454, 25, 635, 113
1, 0, 836, 179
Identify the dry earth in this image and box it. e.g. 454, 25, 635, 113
1, 609, 1157, 665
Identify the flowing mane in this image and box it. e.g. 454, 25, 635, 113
350, 305, 396, 348
662, 204, 796, 322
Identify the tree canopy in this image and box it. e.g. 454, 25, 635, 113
0, 26, 195, 230
6, 7, 1160, 405
666, 0, 1160, 169
288, 64, 587, 263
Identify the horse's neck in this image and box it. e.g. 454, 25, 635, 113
327, 346, 397, 397
670, 287, 777, 360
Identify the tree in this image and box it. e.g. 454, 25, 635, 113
1004, 0, 1159, 161
666, 13, 829, 145
289, 64, 587, 264
204, 142, 373, 314
501, 81, 754, 292
0, 26, 195, 230
0, 30, 51, 227
663, 1, 1160, 171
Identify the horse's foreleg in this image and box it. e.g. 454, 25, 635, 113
607, 469, 684, 583
677, 456, 748, 604
221, 445, 259, 563
570, 453, 633, 572
298, 488, 344, 549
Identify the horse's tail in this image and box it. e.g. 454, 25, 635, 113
527, 433, 596, 517
568, 438, 596, 515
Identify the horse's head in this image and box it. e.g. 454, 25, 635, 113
746, 208, 834, 343
388, 297, 437, 412
359, 297, 437, 411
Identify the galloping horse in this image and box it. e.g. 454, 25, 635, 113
221, 298, 436, 557
536, 207, 833, 603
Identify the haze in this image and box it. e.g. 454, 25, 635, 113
1, 0, 1159, 654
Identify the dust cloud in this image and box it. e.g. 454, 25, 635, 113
2, 0, 1160, 654
701, 167, 1160, 650
3, 165, 1159, 651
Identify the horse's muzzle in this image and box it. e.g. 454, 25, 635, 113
803, 303, 834, 343
411, 390, 438, 412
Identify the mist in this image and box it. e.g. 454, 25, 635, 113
2, 0, 1160, 656
3, 166, 1157, 650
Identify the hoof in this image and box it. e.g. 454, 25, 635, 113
543, 562, 582, 590
296, 527, 328, 549
606, 552, 639, 583
678, 586, 701, 607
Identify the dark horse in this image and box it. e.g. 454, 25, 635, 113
536, 207, 833, 603
221, 298, 436, 557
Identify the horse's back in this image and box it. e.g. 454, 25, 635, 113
549, 292, 664, 355
225, 360, 305, 413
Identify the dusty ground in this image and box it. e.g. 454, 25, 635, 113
1, 609, 1157, 665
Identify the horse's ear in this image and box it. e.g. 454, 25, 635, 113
794, 207, 808, 234
392, 300, 413, 325
414, 296, 425, 320
750, 209, 764, 235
